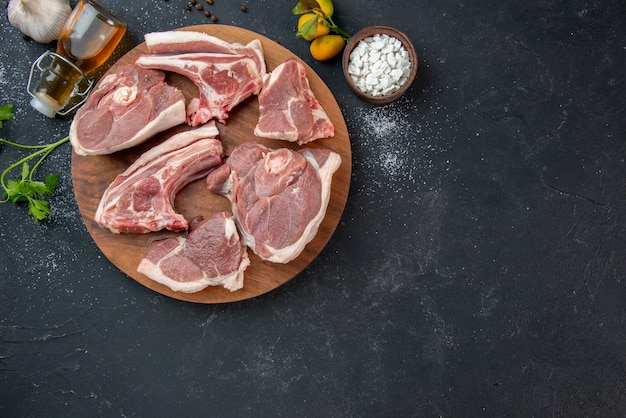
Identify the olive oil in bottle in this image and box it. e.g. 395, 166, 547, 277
56, 0, 126, 73
28, 0, 126, 118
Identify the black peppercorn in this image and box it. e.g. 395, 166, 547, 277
195, 3, 203, 10
211, 15, 218, 22
241, 5, 248, 12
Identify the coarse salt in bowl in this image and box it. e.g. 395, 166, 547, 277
342, 25, 418, 104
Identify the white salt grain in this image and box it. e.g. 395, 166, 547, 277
348, 34, 412, 97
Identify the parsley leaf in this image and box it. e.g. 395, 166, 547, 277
0, 104, 69, 223
2, 162, 59, 222
0, 104, 13, 128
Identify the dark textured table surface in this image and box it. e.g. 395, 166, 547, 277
1, 0, 625, 416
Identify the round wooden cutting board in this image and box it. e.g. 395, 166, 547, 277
71, 25, 352, 303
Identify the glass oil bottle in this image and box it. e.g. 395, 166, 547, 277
28, 0, 126, 118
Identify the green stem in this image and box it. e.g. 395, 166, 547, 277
0, 138, 52, 149
0, 135, 69, 199
327, 16, 351, 40
28, 136, 69, 181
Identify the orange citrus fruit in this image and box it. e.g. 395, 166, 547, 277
309, 34, 345, 61
297, 13, 330, 40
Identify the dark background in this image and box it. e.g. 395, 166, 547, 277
1, 0, 625, 416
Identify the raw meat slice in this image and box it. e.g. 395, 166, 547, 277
69, 64, 186, 156
206, 142, 341, 263
95, 122, 223, 234
142, 31, 265, 71
137, 52, 263, 126
137, 212, 250, 293
136, 31, 266, 126
254, 58, 334, 145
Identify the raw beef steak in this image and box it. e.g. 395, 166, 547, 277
95, 122, 223, 234
69, 64, 186, 155
206, 142, 341, 263
254, 58, 334, 145
137, 212, 250, 293
136, 31, 266, 126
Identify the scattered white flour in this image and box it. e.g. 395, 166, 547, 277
0, 63, 8, 86
347, 97, 449, 193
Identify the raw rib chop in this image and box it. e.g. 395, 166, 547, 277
137, 212, 250, 293
69, 64, 186, 156
136, 31, 266, 126
254, 58, 334, 145
141, 31, 265, 70
206, 142, 341, 263
95, 122, 223, 234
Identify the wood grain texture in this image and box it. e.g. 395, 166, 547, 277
71, 25, 352, 303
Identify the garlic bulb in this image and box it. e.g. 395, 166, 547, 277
8, 0, 72, 44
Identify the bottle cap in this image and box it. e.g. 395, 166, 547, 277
30, 94, 62, 118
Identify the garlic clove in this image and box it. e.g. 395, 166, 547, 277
8, 0, 72, 44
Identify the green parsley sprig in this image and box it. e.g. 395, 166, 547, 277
0, 104, 69, 223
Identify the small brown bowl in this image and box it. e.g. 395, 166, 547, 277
342, 25, 418, 104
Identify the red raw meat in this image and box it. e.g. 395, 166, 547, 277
137, 212, 250, 293
141, 31, 265, 70
254, 58, 334, 145
69, 64, 186, 155
135, 31, 266, 126
206, 142, 341, 263
95, 122, 223, 234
